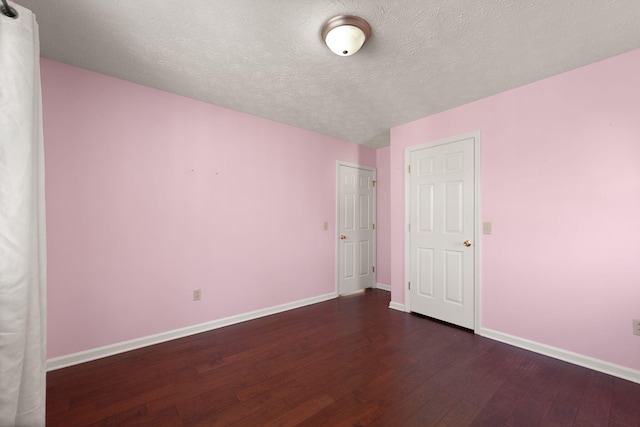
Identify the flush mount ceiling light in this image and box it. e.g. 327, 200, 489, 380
321, 15, 371, 56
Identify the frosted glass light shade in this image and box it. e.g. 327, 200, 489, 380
325, 25, 366, 56
321, 15, 371, 57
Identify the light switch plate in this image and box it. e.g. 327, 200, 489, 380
483, 222, 492, 235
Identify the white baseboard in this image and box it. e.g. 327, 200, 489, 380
479, 328, 640, 385
47, 291, 338, 371
375, 283, 391, 292
389, 301, 406, 312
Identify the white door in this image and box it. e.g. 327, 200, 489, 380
408, 135, 477, 329
338, 163, 376, 295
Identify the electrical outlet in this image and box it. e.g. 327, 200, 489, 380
193, 289, 201, 301
633, 319, 640, 336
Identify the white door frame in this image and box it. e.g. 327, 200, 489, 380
404, 132, 482, 332
336, 161, 377, 295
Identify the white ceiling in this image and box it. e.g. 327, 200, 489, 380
13, 0, 640, 148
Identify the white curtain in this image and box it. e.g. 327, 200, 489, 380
0, 3, 47, 426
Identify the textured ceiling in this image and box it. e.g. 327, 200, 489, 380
13, 0, 640, 148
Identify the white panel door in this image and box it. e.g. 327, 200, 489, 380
338, 164, 375, 295
409, 136, 476, 328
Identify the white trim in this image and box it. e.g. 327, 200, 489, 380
47, 291, 338, 371
335, 161, 377, 296
474, 133, 482, 333
389, 301, 406, 312
375, 283, 391, 292
480, 327, 640, 385
404, 131, 482, 328
403, 146, 412, 312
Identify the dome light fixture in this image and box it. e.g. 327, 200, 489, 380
321, 15, 371, 57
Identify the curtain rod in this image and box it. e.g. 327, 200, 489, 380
1, 0, 18, 18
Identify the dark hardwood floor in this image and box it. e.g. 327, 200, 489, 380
47, 289, 640, 426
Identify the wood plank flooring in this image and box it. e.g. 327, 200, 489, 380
47, 289, 640, 426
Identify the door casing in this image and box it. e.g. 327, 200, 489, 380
404, 132, 481, 332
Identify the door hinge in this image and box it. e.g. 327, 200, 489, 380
372, 223, 375, 230
408, 281, 411, 290
372, 180, 376, 188
407, 165, 411, 174
372, 266, 375, 273
408, 223, 411, 232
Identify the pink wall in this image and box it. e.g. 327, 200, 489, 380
375, 147, 391, 286
389, 49, 640, 371
42, 59, 376, 359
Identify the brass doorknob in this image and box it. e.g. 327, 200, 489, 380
463, 240, 472, 247
340, 234, 347, 240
